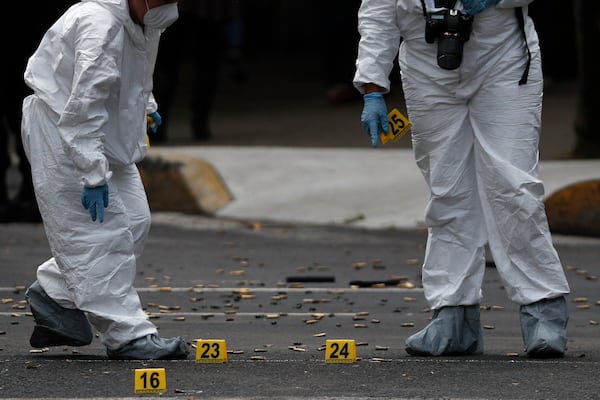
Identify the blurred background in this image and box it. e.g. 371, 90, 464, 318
148, 0, 593, 160
1, 0, 598, 224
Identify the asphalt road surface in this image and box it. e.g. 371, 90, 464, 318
1, 215, 600, 399
1, 51, 597, 399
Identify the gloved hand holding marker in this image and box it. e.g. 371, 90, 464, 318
147, 111, 162, 134
361, 92, 388, 148
146, 111, 162, 147
361, 92, 412, 148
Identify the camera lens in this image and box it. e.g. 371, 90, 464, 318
425, 9, 473, 70
437, 34, 463, 70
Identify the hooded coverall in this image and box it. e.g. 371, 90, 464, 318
21, 0, 162, 350
353, 0, 570, 310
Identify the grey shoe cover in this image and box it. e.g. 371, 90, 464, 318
405, 304, 483, 356
107, 334, 190, 360
25, 280, 93, 348
520, 296, 568, 358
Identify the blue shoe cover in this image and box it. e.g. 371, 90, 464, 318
107, 334, 190, 360
520, 296, 568, 358
405, 304, 483, 356
25, 280, 93, 348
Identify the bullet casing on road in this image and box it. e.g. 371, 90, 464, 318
1, 219, 600, 399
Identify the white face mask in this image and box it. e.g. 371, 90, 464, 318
143, 0, 179, 29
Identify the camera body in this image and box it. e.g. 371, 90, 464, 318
425, 8, 474, 70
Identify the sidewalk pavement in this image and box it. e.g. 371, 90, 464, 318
145, 146, 600, 232
136, 61, 600, 235
6, 53, 600, 234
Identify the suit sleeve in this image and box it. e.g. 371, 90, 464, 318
353, 0, 402, 94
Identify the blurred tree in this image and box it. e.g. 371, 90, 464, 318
1, 2, 76, 222
571, 0, 600, 158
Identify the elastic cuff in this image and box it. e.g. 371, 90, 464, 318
363, 92, 383, 99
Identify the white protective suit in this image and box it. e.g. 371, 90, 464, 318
21, 0, 162, 350
354, 0, 570, 310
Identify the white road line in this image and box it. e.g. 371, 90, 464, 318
0, 397, 484, 400
0, 286, 423, 293
0, 311, 375, 317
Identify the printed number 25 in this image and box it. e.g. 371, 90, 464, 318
390, 113, 406, 131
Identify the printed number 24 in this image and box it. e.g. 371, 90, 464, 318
328, 342, 350, 359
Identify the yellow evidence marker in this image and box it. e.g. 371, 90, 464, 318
134, 368, 167, 394
380, 108, 412, 145
325, 339, 357, 363
195, 339, 228, 363
145, 115, 155, 148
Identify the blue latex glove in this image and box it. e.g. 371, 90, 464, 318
81, 184, 109, 223
361, 92, 389, 148
148, 111, 162, 134
461, 0, 500, 15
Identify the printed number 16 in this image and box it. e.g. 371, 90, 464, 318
140, 371, 161, 389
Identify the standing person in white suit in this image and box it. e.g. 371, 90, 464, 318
21, 0, 189, 360
354, 0, 571, 357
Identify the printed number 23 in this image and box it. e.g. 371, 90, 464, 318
200, 342, 221, 358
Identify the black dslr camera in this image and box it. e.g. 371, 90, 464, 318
425, 8, 473, 70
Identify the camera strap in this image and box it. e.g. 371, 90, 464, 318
420, 0, 457, 14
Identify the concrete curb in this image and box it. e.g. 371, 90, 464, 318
138, 154, 232, 216
138, 148, 600, 238
545, 179, 600, 237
